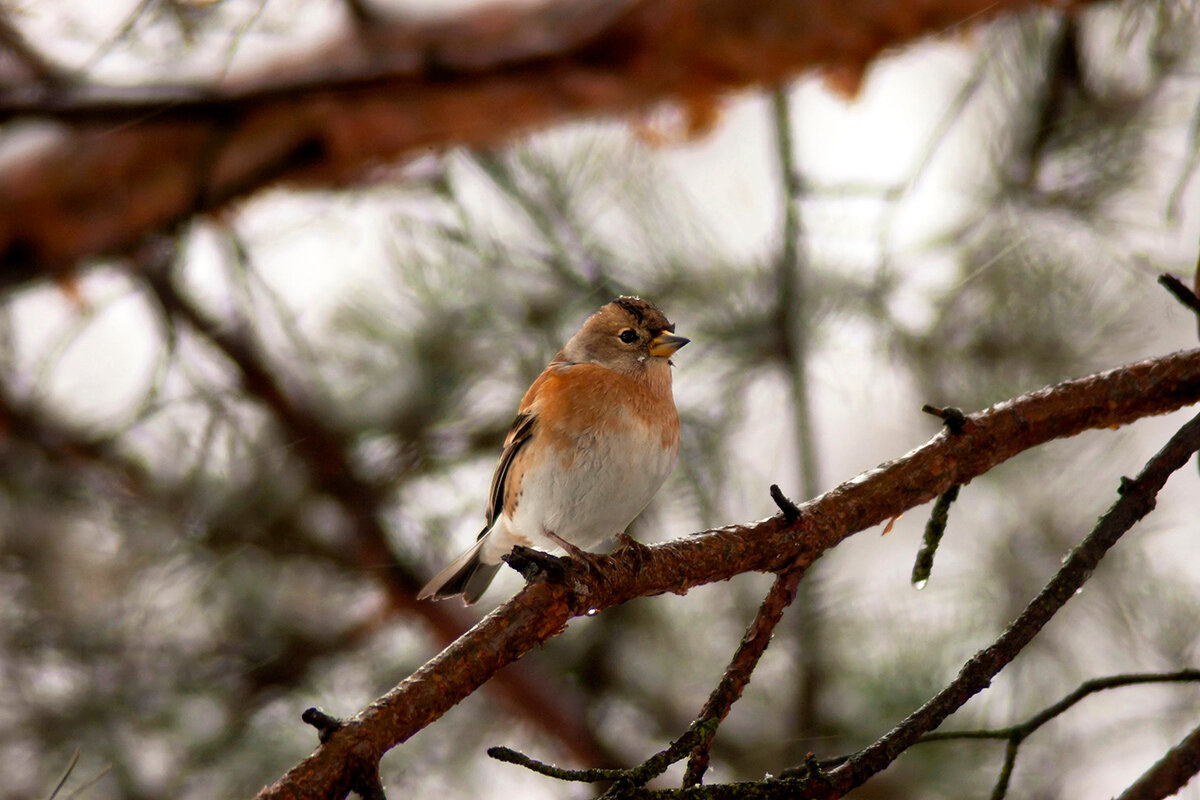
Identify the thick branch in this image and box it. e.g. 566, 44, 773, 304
254, 348, 1200, 800
0, 0, 1090, 283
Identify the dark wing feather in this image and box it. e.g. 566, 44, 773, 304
482, 411, 536, 533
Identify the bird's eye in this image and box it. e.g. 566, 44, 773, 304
618, 329, 638, 344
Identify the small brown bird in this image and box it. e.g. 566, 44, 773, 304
418, 296, 689, 604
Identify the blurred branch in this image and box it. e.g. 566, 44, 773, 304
1115, 720, 1200, 800
131, 238, 619, 770
255, 346, 1200, 800
768, 83, 826, 751
1012, 15, 1081, 190
0, 11, 68, 85
1167, 90, 1200, 223
0, 0, 1098, 284
0, 370, 150, 492
916, 670, 1200, 800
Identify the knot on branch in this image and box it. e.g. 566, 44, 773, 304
922, 404, 968, 434
301, 709, 387, 799
302, 707, 345, 743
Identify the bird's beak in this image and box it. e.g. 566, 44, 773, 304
648, 332, 690, 357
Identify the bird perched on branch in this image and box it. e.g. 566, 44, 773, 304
418, 296, 689, 604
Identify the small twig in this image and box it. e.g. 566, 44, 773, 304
488, 720, 720, 788
302, 709, 387, 799
350, 764, 388, 800
770, 484, 801, 523
302, 708, 345, 744
916, 670, 1200, 800
46, 749, 80, 800
488, 746, 623, 781
682, 568, 808, 786
921, 404, 967, 434
58, 765, 112, 800
911, 485, 961, 589
1157, 274, 1200, 318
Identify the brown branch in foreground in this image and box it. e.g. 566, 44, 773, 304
253, 348, 1200, 800
130, 240, 618, 770
1115, 721, 1200, 800
915, 670, 1200, 800
0, 0, 1095, 284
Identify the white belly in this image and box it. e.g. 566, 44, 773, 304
482, 420, 677, 561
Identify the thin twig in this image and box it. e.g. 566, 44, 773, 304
46, 749, 80, 800
769, 484, 801, 522
1158, 274, 1200, 317
682, 568, 808, 786
917, 670, 1200, 800
911, 484, 960, 588
921, 404, 967, 434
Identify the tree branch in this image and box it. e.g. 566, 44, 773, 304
0, 11, 68, 85
916, 670, 1200, 800
814, 409, 1200, 797
1116, 721, 1200, 800
0, 0, 1096, 284
253, 346, 1200, 799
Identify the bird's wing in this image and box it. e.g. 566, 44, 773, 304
483, 409, 536, 532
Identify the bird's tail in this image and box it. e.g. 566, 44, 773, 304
417, 533, 502, 605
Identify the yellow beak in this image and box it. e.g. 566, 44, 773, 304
648, 332, 690, 357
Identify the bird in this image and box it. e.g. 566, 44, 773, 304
418, 296, 689, 605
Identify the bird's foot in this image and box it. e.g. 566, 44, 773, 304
613, 533, 651, 570
544, 530, 610, 582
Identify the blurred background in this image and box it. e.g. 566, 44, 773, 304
2, 1, 1200, 798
